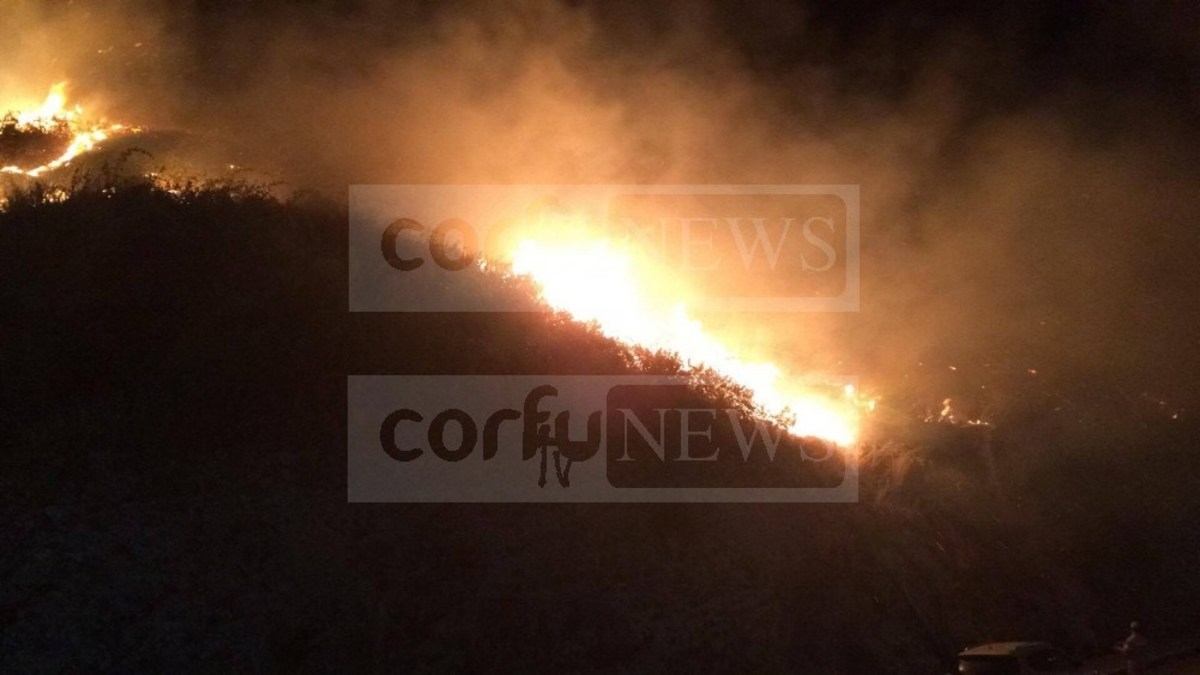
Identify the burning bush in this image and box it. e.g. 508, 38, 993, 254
0, 113, 72, 171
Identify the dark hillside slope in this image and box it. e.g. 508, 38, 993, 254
1, 181, 1197, 673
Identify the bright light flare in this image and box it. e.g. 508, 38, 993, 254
508, 226, 873, 447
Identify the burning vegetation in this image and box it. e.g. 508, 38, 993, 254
1, 84, 875, 454
503, 225, 876, 448
0, 114, 71, 171
3, 0, 1200, 670
4, 172, 1198, 672
1, 82, 135, 178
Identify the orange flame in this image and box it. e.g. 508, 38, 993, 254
506, 219, 874, 447
2, 81, 134, 177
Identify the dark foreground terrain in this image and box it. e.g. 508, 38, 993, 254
2, 179, 1199, 673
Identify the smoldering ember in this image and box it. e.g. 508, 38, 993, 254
3, 1, 1199, 673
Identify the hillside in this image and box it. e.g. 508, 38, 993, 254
2, 178, 1199, 673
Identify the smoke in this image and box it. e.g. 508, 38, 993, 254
6, 0, 1199, 417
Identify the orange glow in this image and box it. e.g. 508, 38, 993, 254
2, 82, 135, 177
506, 219, 874, 447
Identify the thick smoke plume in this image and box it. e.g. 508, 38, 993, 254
5, 0, 1198, 424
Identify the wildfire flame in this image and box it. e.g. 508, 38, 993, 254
1, 81, 134, 177
506, 219, 874, 447
2, 86, 874, 445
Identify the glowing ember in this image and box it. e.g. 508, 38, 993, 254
508, 230, 874, 446
1, 82, 134, 177
931, 397, 990, 427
